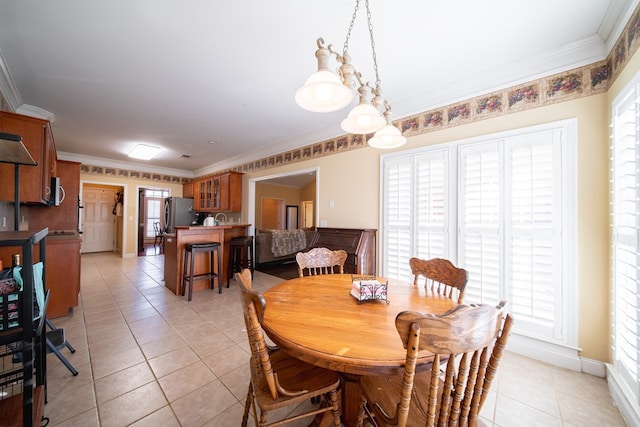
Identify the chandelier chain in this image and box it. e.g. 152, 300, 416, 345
365, 0, 381, 86
343, 0, 360, 56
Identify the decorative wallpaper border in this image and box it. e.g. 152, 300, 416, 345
78, 164, 189, 184
8, 3, 640, 184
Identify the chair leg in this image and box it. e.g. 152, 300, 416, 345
188, 250, 195, 301
329, 389, 342, 427
47, 338, 78, 376
356, 394, 367, 427
241, 382, 254, 427
46, 318, 77, 354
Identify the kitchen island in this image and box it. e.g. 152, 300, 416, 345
163, 224, 251, 296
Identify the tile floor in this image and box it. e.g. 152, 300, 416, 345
39, 252, 627, 426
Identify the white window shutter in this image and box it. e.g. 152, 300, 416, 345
381, 120, 574, 346
459, 142, 502, 305
506, 131, 562, 340
414, 151, 449, 261
383, 157, 413, 281
611, 84, 640, 394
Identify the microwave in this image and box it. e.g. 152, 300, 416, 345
49, 176, 63, 206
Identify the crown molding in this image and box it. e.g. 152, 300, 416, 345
16, 104, 55, 122
0, 49, 21, 111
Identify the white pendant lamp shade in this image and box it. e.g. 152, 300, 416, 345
368, 122, 407, 149
341, 102, 386, 134
295, 70, 354, 112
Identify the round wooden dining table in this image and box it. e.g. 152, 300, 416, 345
261, 274, 457, 425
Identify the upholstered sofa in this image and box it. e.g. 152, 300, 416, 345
255, 228, 317, 264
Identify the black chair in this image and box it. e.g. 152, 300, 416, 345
182, 242, 222, 301
45, 318, 78, 376
153, 222, 165, 248
227, 236, 254, 286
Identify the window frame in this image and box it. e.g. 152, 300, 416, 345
380, 119, 578, 352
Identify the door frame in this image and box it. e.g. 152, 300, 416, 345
248, 166, 319, 235
80, 180, 128, 258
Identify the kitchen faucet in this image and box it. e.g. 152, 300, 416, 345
214, 212, 227, 225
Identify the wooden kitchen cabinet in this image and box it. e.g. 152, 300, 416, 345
183, 181, 194, 198
0, 111, 57, 204
212, 172, 242, 211
28, 160, 81, 232
0, 235, 81, 318
193, 171, 242, 212
196, 177, 213, 211
43, 237, 81, 318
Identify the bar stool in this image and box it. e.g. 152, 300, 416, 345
227, 236, 254, 286
182, 241, 221, 301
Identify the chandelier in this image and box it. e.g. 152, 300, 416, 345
295, 0, 407, 149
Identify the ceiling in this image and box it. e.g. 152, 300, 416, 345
0, 1, 635, 178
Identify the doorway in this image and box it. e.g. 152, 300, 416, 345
248, 167, 318, 235
138, 187, 169, 256
81, 184, 121, 253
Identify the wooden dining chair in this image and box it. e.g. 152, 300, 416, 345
409, 257, 469, 304
296, 247, 348, 277
356, 301, 513, 427
235, 269, 343, 427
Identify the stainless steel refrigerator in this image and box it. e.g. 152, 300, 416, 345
164, 197, 195, 233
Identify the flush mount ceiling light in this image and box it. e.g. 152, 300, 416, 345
295, 0, 406, 149
128, 143, 161, 160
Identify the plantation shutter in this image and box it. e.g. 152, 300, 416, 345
506, 131, 562, 339
381, 119, 573, 344
382, 151, 450, 281
458, 142, 502, 305
414, 151, 449, 262
383, 157, 413, 280
611, 85, 640, 397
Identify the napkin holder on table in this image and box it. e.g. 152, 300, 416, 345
350, 275, 389, 304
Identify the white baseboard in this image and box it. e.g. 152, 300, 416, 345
508, 334, 606, 378
607, 364, 640, 427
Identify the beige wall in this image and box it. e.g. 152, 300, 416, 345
239, 81, 622, 363
80, 173, 183, 256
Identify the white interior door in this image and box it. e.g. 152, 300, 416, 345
302, 201, 314, 228
82, 187, 116, 253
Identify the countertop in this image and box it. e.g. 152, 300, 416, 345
174, 223, 251, 230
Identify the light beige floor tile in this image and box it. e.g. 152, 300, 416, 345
90, 345, 146, 380
494, 394, 563, 427
49, 407, 100, 427
202, 343, 250, 377
128, 405, 181, 427
45, 380, 96, 425
148, 346, 200, 378
158, 360, 217, 402
558, 394, 627, 426
98, 382, 168, 427
171, 379, 238, 426
138, 332, 187, 360
94, 361, 156, 404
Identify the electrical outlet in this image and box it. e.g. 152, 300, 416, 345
1, 217, 5, 228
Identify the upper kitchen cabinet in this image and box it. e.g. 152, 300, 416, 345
212, 171, 242, 212
0, 111, 57, 204
28, 160, 81, 232
183, 181, 194, 198
193, 171, 242, 212
195, 177, 213, 211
